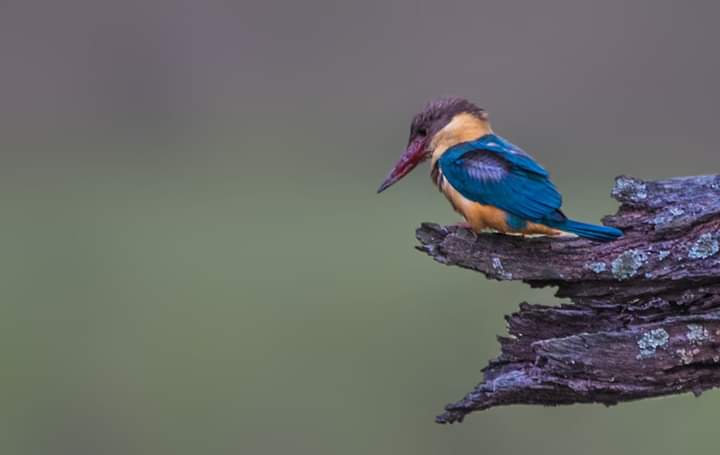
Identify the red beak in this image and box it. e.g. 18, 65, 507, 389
377, 137, 429, 193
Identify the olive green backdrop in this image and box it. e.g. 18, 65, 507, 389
2, 0, 719, 453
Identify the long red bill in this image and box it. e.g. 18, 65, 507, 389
377, 138, 428, 193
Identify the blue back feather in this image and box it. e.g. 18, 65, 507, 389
438, 134, 562, 223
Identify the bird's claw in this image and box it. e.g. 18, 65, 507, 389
445, 221, 473, 232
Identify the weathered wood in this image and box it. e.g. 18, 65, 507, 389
416, 175, 720, 424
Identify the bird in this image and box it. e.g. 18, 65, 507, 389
377, 97, 623, 242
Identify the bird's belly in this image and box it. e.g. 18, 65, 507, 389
438, 178, 510, 232
438, 177, 562, 236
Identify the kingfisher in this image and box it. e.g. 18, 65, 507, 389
377, 97, 623, 241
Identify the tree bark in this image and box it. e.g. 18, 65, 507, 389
415, 175, 720, 424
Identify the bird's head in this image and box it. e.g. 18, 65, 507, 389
377, 97, 488, 193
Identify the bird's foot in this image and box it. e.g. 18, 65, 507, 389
447, 221, 473, 231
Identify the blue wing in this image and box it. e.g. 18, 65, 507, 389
438, 134, 563, 223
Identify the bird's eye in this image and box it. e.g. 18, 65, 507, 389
416, 128, 427, 137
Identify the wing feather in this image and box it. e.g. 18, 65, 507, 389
438, 135, 562, 223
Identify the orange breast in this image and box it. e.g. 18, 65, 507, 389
438, 175, 510, 232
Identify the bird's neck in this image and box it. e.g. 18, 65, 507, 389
430, 113, 493, 167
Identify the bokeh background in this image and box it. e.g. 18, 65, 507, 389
2, 0, 719, 453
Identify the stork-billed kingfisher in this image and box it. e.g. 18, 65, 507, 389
378, 97, 623, 241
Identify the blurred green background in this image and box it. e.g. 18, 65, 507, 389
2, 0, 720, 453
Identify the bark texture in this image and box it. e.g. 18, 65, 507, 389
416, 175, 720, 424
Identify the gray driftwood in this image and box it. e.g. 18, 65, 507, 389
416, 175, 720, 424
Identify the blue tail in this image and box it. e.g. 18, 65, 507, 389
546, 218, 623, 242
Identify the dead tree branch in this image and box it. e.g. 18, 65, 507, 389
416, 175, 720, 424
